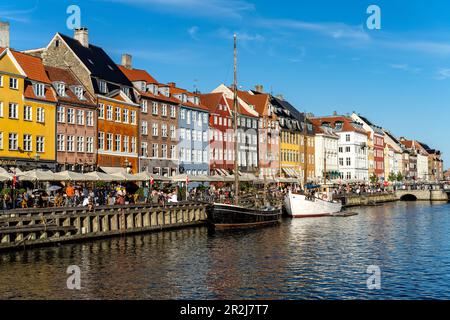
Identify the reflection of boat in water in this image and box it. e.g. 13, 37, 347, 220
284, 190, 342, 218
207, 203, 282, 230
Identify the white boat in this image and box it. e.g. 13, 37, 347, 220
284, 191, 342, 218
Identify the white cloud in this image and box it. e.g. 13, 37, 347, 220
216, 28, 265, 42
389, 64, 421, 74
435, 68, 450, 80
98, 0, 255, 19
188, 26, 199, 40
0, 3, 38, 23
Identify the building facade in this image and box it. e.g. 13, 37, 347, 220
0, 47, 57, 170
45, 65, 97, 172
118, 58, 179, 176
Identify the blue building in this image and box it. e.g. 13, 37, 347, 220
171, 86, 209, 176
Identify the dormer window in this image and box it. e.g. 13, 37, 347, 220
182, 94, 187, 103
153, 85, 159, 95
121, 86, 130, 97
140, 82, 146, 92
99, 80, 107, 94
55, 82, 65, 97
73, 86, 84, 100
33, 83, 45, 97
248, 104, 255, 110
194, 96, 200, 105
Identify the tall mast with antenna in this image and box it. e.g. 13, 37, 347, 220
303, 112, 308, 188
233, 34, 240, 206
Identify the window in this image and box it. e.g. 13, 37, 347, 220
152, 123, 158, 136
131, 111, 136, 124
180, 128, 185, 140
203, 131, 207, 142
74, 86, 84, 100
161, 144, 167, 158
346, 158, 351, 166
192, 111, 197, 123
67, 109, 75, 124
203, 113, 208, 124
141, 100, 148, 113
123, 109, 129, 123
186, 111, 191, 124
37, 107, 45, 123
186, 129, 191, 141
8, 103, 18, 119
152, 102, 158, 115
131, 137, 136, 153
106, 105, 113, 120
56, 83, 65, 96
0, 75, 2, 87
86, 137, 94, 153
115, 134, 121, 152
24, 106, 32, 121
142, 121, 148, 135
8, 133, 18, 150
77, 136, 84, 152
106, 133, 113, 151
170, 145, 176, 159
180, 109, 185, 120
98, 104, 105, 119
170, 125, 176, 139
338, 147, 343, 153
0, 101, 3, 117
115, 107, 121, 122
162, 124, 168, 137
23, 134, 32, 152
141, 142, 148, 157
86, 111, 94, 126
170, 105, 176, 118
99, 80, 107, 93
57, 134, 65, 151
76, 109, 84, 125
98, 132, 104, 150
192, 130, 197, 141
346, 146, 351, 153
346, 134, 350, 142
152, 143, 158, 158
67, 136, 75, 152
346, 172, 352, 180
162, 104, 167, 117
123, 136, 129, 153
9, 77, 18, 89
57, 106, 65, 123
34, 83, 45, 97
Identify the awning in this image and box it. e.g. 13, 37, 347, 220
54, 170, 87, 181
17, 169, 59, 181
100, 167, 127, 175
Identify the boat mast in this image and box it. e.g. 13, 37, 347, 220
303, 113, 308, 189
233, 34, 239, 206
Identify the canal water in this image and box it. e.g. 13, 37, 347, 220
1, 201, 450, 299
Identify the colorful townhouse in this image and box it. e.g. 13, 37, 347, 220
45, 66, 97, 172
312, 116, 369, 182
243, 87, 280, 178
351, 113, 385, 180
118, 55, 179, 177
212, 84, 259, 175
200, 92, 234, 175
382, 129, 404, 179
171, 84, 209, 176
417, 142, 444, 182
27, 28, 140, 172
0, 46, 57, 170
309, 119, 340, 182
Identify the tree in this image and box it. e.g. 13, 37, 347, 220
388, 172, 397, 182
396, 172, 404, 182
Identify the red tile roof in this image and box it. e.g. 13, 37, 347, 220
117, 65, 158, 84
170, 86, 209, 111
236, 90, 268, 115
225, 98, 257, 118
44, 65, 96, 107
199, 93, 224, 115
311, 116, 367, 134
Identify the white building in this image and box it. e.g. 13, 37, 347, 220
312, 116, 369, 182
311, 122, 339, 182
382, 129, 404, 177
417, 152, 429, 181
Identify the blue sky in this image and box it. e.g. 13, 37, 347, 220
1, 0, 449, 165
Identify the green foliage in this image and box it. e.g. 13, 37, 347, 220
95, 181, 107, 188
370, 174, 378, 184
388, 172, 397, 182
396, 172, 404, 182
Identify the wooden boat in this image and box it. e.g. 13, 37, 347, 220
284, 190, 342, 218
206, 203, 282, 230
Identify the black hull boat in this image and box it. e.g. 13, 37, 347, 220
206, 203, 282, 230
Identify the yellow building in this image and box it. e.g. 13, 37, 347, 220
280, 129, 302, 177
0, 48, 57, 170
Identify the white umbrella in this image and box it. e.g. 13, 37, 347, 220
0, 173, 12, 182
54, 170, 87, 181
133, 171, 171, 182
17, 169, 59, 181
84, 171, 119, 182
110, 171, 145, 182
171, 174, 211, 183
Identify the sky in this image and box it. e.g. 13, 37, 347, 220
1, 0, 449, 166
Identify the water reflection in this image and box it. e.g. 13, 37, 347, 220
0, 202, 449, 299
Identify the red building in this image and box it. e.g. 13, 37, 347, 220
373, 131, 385, 178
200, 92, 234, 174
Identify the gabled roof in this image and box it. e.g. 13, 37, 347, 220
237, 90, 268, 115
117, 65, 158, 84
225, 98, 257, 118
44, 65, 96, 106
58, 33, 132, 86
1, 47, 51, 83
170, 86, 209, 112
199, 92, 226, 115
311, 116, 367, 134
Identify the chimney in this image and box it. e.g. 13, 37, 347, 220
74, 27, 89, 47
254, 84, 264, 92
0, 21, 10, 48
167, 82, 176, 88
275, 94, 284, 101
121, 54, 132, 69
